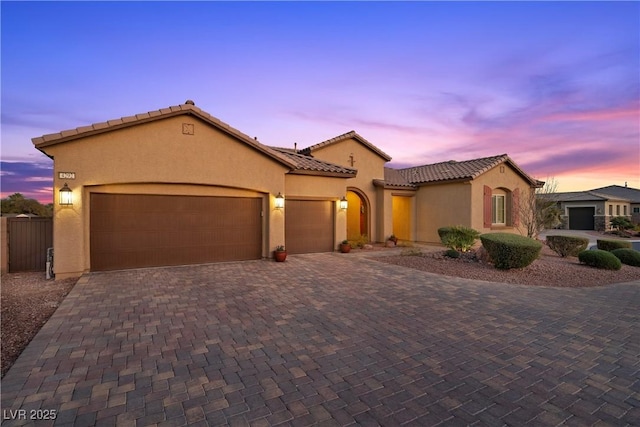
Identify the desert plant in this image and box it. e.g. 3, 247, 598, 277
610, 216, 634, 230
578, 250, 622, 270
480, 233, 542, 270
437, 226, 480, 252
597, 239, 632, 251
611, 248, 640, 267
546, 235, 589, 257
444, 249, 460, 258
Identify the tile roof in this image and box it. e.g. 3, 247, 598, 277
270, 148, 357, 177
551, 191, 631, 203
32, 101, 298, 169
399, 154, 509, 184
590, 185, 640, 203
376, 168, 416, 189
301, 131, 392, 161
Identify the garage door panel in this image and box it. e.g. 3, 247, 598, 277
286, 200, 334, 254
568, 207, 595, 230
90, 193, 262, 271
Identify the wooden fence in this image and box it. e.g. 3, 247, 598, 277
5, 217, 53, 272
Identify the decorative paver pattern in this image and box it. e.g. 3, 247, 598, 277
2, 254, 639, 426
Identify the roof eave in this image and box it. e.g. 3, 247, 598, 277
32, 105, 299, 170
287, 170, 357, 178
373, 179, 417, 190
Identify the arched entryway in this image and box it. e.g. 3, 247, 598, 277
346, 189, 369, 241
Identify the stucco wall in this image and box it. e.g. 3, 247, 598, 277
309, 138, 387, 242
472, 164, 532, 236
392, 195, 414, 241
415, 182, 472, 243
43, 115, 291, 278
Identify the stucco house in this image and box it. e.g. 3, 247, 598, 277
33, 101, 541, 278
551, 184, 640, 230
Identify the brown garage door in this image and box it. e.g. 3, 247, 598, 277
285, 200, 334, 254
90, 193, 262, 271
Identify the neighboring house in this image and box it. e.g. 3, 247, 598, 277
33, 101, 540, 278
551, 184, 640, 231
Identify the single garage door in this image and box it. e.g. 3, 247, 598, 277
568, 207, 595, 230
285, 200, 334, 254
90, 193, 262, 271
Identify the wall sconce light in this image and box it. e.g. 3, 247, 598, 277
339, 196, 348, 210
59, 183, 73, 206
275, 192, 285, 209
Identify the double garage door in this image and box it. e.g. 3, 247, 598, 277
90, 193, 262, 271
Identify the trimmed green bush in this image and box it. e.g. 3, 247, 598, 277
578, 250, 622, 270
546, 235, 589, 257
444, 249, 460, 258
611, 248, 640, 267
438, 226, 480, 252
479, 233, 542, 270
597, 239, 632, 251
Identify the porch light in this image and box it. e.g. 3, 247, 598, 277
59, 183, 73, 206
339, 196, 348, 210
275, 192, 285, 209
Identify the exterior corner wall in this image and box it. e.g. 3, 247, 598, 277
376, 187, 394, 243
310, 138, 387, 242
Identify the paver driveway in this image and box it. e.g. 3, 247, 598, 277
2, 253, 639, 426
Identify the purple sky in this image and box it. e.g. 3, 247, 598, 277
2, 2, 638, 203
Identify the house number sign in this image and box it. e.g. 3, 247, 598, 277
58, 172, 76, 180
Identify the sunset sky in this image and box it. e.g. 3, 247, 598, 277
2, 1, 639, 203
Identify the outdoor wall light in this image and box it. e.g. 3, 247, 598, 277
339, 196, 348, 210
59, 183, 73, 206
275, 192, 285, 209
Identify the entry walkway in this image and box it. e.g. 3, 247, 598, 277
2, 254, 639, 426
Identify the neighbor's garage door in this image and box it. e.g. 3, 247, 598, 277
90, 193, 262, 271
568, 207, 595, 230
285, 200, 334, 254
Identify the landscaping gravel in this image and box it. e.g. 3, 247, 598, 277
1, 273, 77, 377
376, 245, 640, 287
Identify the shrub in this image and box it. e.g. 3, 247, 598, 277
546, 235, 589, 257
597, 239, 632, 251
578, 250, 622, 270
444, 249, 460, 258
611, 216, 634, 230
479, 233, 542, 270
611, 248, 640, 267
437, 226, 480, 252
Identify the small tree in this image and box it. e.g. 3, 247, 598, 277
517, 178, 562, 239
